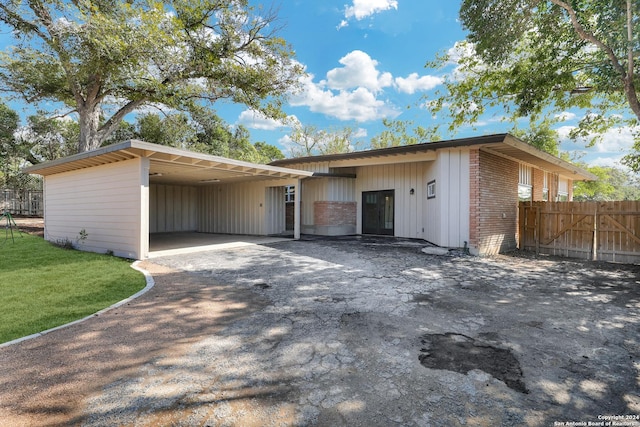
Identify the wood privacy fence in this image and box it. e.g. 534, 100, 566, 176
519, 201, 640, 264
1, 188, 43, 216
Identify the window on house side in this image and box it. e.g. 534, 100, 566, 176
285, 185, 295, 203
557, 178, 569, 201
518, 164, 532, 202
427, 180, 436, 199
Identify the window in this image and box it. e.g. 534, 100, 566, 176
518, 164, 532, 202
427, 180, 436, 199
542, 172, 549, 201
557, 178, 569, 201
285, 185, 295, 203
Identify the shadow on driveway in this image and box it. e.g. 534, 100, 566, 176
1, 238, 639, 426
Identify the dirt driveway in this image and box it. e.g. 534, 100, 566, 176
1, 238, 639, 426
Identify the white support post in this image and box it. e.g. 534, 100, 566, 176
294, 178, 301, 240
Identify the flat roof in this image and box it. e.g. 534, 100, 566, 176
24, 140, 313, 184
271, 133, 597, 181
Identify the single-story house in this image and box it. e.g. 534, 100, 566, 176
25, 133, 594, 259
270, 133, 595, 255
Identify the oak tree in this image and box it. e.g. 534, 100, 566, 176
0, 0, 303, 153
426, 0, 640, 169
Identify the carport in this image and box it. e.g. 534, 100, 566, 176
24, 140, 313, 259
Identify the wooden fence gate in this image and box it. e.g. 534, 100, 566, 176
519, 201, 640, 264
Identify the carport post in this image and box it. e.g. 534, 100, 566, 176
294, 178, 301, 240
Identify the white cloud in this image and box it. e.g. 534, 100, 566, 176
237, 110, 292, 130
288, 57, 401, 123
344, 0, 398, 20
557, 125, 636, 154
555, 111, 577, 122
588, 156, 626, 168
353, 127, 368, 138
326, 50, 393, 93
395, 73, 443, 94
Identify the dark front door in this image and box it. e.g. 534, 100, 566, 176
362, 190, 394, 235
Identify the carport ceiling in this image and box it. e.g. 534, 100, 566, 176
24, 140, 313, 185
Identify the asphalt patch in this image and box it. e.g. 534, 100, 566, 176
419, 333, 528, 394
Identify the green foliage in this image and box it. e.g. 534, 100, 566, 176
573, 166, 640, 201
427, 1, 640, 168
0, 0, 303, 152
287, 124, 359, 157
370, 119, 440, 149
511, 119, 560, 156
104, 109, 284, 164
0, 234, 145, 343
254, 142, 285, 162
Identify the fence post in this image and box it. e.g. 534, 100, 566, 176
592, 205, 598, 261
535, 206, 541, 255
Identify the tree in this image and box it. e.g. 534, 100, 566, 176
426, 1, 640, 169
287, 124, 358, 157
0, 102, 20, 187
14, 115, 79, 165
370, 119, 440, 149
136, 112, 196, 149
254, 141, 285, 162
0, 0, 303, 153
573, 165, 640, 201
511, 119, 560, 156
125, 109, 284, 163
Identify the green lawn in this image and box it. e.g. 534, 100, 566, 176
0, 233, 146, 344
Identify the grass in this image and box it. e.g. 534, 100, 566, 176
0, 233, 146, 344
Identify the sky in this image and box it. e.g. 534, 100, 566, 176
227, 0, 634, 169
0, 0, 636, 169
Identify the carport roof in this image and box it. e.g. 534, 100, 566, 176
271, 133, 597, 181
24, 140, 313, 185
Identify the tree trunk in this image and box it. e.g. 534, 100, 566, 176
77, 103, 102, 153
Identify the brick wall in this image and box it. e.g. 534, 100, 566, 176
469, 149, 480, 250
314, 201, 356, 227
470, 150, 519, 255
532, 168, 545, 201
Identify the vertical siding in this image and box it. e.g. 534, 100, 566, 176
355, 162, 429, 239
300, 179, 326, 227
264, 186, 286, 235
149, 184, 197, 233
44, 158, 146, 259
198, 179, 296, 235
435, 149, 470, 248
327, 177, 356, 202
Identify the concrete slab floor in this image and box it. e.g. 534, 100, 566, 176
148, 232, 292, 258
1, 237, 639, 426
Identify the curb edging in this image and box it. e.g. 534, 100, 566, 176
0, 261, 155, 349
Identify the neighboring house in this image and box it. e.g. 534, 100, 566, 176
271, 133, 595, 255
24, 134, 594, 259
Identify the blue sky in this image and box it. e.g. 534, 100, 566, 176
227, 0, 634, 168
0, 0, 635, 168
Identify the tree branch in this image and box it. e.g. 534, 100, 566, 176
96, 98, 146, 140
549, 0, 640, 121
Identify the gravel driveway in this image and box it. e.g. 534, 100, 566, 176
1, 237, 639, 426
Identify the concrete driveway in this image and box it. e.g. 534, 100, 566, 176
1, 237, 639, 426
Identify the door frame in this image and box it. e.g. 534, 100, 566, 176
362, 189, 395, 236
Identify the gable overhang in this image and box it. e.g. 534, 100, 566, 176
482, 135, 597, 181
271, 133, 596, 181
24, 140, 314, 184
